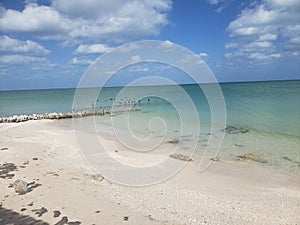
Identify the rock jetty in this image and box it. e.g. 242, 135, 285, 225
0, 108, 141, 123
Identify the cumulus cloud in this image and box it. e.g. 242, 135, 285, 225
226, 0, 300, 64
0, 0, 172, 45
0, 4, 69, 40
74, 44, 111, 55
51, 0, 126, 19
0, 35, 50, 56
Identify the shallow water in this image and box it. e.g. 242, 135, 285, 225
1, 80, 300, 175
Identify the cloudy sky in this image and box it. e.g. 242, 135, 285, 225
0, 0, 299, 90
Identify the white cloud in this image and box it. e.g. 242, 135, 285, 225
258, 33, 277, 41
207, 0, 233, 13
0, 0, 172, 45
0, 67, 10, 75
225, 42, 239, 49
131, 55, 141, 62
248, 52, 281, 61
159, 40, 175, 49
199, 52, 208, 58
208, 0, 220, 4
0, 35, 50, 56
51, 0, 125, 18
0, 55, 48, 65
246, 41, 273, 49
117, 43, 139, 53
126, 63, 150, 72
71, 57, 93, 65
74, 44, 111, 55
0, 4, 69, 40
225, 40, 279, 64
265, 0, 300, 9
290, 36, 300, 44
225, 0, 300, 64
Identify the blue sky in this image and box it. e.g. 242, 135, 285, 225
0, 0, 299, 90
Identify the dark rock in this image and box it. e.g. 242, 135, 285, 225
169, 154, 193, 161
234, 144, 244, 147
222, 126, 249, 134
55, 216, 68, 225
282, 156, 292, 161
20, 208, 27, 211
32, 157, 38, 161
53, 210, 61, 218
148, 215, 154, 221
28, 202, 34, 206
0, 147, 8, 151
123, 216, 129, 221
166, 139, 179, 144
32, 207, 48, 217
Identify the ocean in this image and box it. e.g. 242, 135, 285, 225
1, 80, 300, 175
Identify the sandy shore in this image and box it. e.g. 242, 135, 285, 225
1, 119, 300, 225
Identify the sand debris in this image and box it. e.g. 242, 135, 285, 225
238, 153, 268, 163
210, 157, 221, 162
166, 139, 179, 144
86, 173, 104, 182
169, 154, 193, 161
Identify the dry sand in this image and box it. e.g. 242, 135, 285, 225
0, 119, 300, 225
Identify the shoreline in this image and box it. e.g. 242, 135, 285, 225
1, 120, 300, 224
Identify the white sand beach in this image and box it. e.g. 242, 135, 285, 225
1, 119, 300, 225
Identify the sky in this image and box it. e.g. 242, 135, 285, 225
0, 0, 299, 90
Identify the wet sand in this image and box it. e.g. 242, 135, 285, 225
1, 120, 300, 224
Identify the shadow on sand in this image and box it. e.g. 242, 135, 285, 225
0, 207, 49, 225
0, 162, 18, 179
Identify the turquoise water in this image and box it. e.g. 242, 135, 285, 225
1, 80, 300, 174
1, 80, 299, 136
